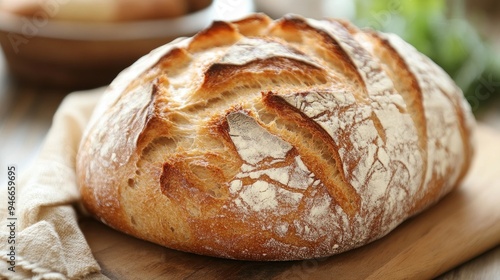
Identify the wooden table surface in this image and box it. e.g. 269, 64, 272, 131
1, 50, 500, 279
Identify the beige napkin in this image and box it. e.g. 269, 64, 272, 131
0, 88, 107, 280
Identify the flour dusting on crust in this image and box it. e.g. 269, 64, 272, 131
76, 14, 474, 261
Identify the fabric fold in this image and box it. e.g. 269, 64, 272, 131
0, 88, 108, 280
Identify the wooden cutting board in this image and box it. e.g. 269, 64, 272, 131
80, 125, 500, 280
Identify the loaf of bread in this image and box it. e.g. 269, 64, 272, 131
0, 0, 211, 21
76, 14, 475, 261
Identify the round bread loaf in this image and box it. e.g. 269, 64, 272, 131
76, 14, 475, 261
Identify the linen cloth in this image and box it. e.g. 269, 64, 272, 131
0, 88, 108, 280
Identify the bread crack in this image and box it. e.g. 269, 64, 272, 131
258, 93, 360, 217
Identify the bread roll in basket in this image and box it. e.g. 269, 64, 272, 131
76, 14, 475, 261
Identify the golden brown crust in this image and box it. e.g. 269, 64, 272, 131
188, 21, 241, 52
261, 92, 361, 216
76, 14, 475, 261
